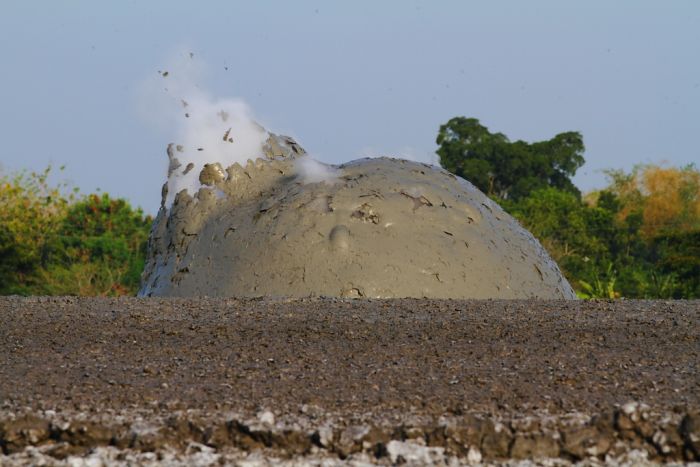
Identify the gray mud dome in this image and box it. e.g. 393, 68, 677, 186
140, 135, 575, 298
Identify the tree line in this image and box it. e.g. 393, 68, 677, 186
1, 118, 697, 298
438, 117, 699, 298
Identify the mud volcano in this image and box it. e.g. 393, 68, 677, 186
139, 134, 575, 298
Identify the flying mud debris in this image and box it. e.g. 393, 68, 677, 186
222, 127, 233, 143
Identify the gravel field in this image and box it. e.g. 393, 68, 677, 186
1, 297, 698, 465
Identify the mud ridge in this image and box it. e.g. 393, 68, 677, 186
1, 406, 699, 463
1, 297, 698, 464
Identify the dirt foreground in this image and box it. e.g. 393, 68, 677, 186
0, 297, 698, 465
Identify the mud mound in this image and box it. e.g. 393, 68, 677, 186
139, 135, 575, 298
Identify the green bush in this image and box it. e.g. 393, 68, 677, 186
0, 167, 152, 296
504, 171, 699, 299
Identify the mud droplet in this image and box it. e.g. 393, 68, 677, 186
462, 205, 481, 224
160, 182, 168, 206
329, 225, 350, 250
223, 127, 233, 143
199, 163, 225, 186
534, 264, 544, 281
351, 203, 379, 224
341, 287, 364, 298
401, 191, 433, 211
166, 143, 181, 177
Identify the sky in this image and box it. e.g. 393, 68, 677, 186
1, 1, 698, 214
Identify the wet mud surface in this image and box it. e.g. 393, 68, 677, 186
1, 297, 698, 464
142, 153, 575, 300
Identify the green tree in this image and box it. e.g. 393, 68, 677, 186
587, 164, 699, 298
436, 118, 699, 299
506, 166, 699, 299
436, 117, 585, 201
0, 166, 74, 294
43, 193, 152, 295
0, 166, 152, 296
651, 231, 699, 298
504, 187, 619, 297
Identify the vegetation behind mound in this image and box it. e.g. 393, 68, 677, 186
1, 118, 697, 298
0, 166, 151, 296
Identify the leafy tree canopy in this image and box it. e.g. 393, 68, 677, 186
505, 164, 700, 299
436, 117, 585, 201
593, 163, 700, 239
0, 166, 74, 294
52, 193, 153, 294
0, 166, 152, 296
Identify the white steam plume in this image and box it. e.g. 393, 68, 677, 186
295, 157, 340, 184
138, 51, 269, 207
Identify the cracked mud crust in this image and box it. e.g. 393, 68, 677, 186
140, 136, 575, 299
1, 297, 698, 464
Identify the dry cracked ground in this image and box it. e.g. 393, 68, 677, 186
0, 297, 698, 465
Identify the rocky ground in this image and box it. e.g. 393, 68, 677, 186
0, 297, 698, 465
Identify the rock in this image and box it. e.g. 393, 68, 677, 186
562, 426, 612, 459
140, 130, 576, 299
651, 425, 684, 458
198, 163, 225, 186
386, 440, 445, 464
466, 446, 482, 464
480, 421, 512, 458
680, 412, 700, 461
314, 424, 334, 448
442, 415, 485, 456
510, 433, 560, 460
52, 421, 115, 449
616, 402, 654, 439
0, 416, 50, 454
256, 410, 275, 427
335, 425, 370, 456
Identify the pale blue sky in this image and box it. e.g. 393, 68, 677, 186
1, 1, 698, 214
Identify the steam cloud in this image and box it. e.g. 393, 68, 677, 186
138, 53, 269, 207
139, 51, 336, 208
295, 156, 340, 184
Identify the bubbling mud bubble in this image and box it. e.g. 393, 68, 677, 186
139, 131, 576, 299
